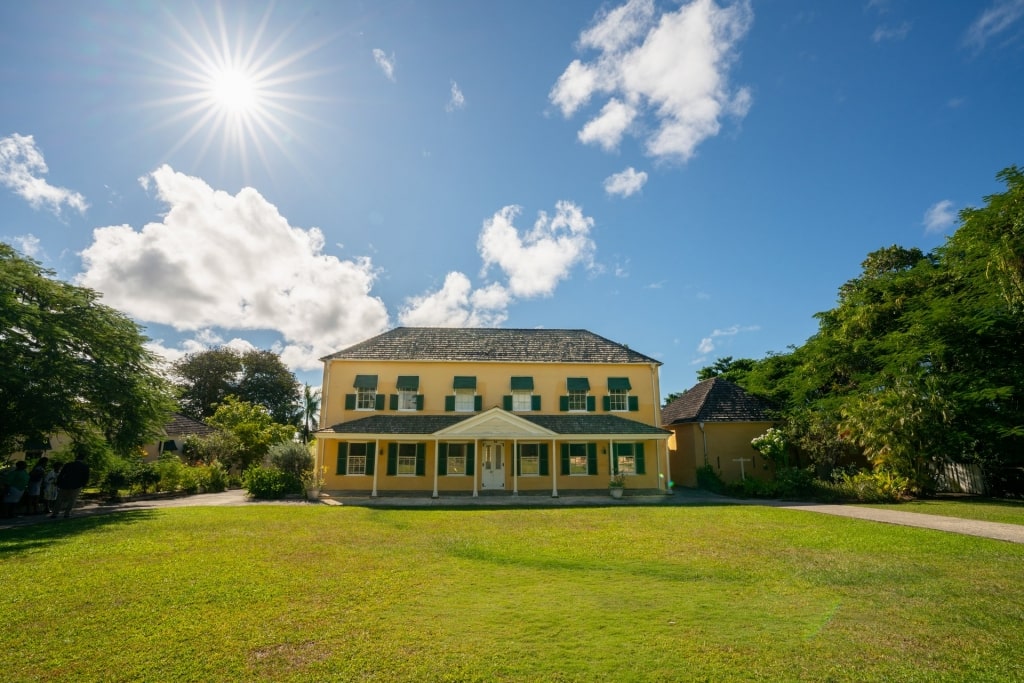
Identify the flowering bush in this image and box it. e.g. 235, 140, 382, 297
751, 428, 789, 467
608, 473, 627, 488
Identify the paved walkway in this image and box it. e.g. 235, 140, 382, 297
3, 489, 1023, 544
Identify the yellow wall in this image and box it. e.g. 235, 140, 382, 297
668, 421, 775, 486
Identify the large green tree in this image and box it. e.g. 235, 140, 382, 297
205, 396, 295, 471
174, 347, 300, 424
0, 244, 175, 457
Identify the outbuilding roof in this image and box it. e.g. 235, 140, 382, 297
320, 327, 660, 365
661, 378, 774, 424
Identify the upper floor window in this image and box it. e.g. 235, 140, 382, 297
512, 391, 533, 412
605, 378, 638, 412
607, 388, 628, 411
396, 376, 420, 411
567, 389, 588, 411
356, 387, 377, 410
562, 377, 593, 412
454, 388, 476, 412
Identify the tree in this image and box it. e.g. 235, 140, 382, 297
173, 347, 300, 424
697, 356, 757, 384
205, 396, 294, 471
0, 243, 174, 457
300, 384, 321, 443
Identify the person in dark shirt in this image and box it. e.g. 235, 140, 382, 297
51, 451, 90, 519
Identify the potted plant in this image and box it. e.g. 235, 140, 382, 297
303, 465, 325, 501
608, 473, 626, 499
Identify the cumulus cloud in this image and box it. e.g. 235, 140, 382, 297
965, 0, 1024, 50
399, 273, 509, 327
373, 48, 396, 81
78, 165, 389, 371
0, 133, 88, 216
400, 202, 597, 326
923, 199, 957, 234
478, 202, 596, 298
604, 167, 648, 197
550, 0, 753, 162
446, 80, 466, 112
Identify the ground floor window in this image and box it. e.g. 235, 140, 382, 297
397, 443, 417, 475
447, 443, 467, 475
519, 443, 540, 475
616, 443, 636, 475
348, 442, 369, 475
568, 443, 589, 475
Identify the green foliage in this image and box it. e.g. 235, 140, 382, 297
268, 441, 313, 482
173, 347, 300, 425
243, 465, 300, 499
695, 465, 725, 494
204, 462, 229, 493
299, 383, 321, 443
128, 461, 161, 494
696, 356, 758, 384
0, 243, 175, 457
100, 464, 131, 500
750, 427, 788, 467
819, 468, 911, 503
206, 396, 295, 471
155, 453, 186, 493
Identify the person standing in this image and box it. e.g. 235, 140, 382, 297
2, 460, 30, 518
51, 451, 90, 519
43, 461, 61, 514
25, 457, 48, 514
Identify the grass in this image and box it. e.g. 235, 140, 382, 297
860, 497, 1024, 526
2, 505, 1023, 682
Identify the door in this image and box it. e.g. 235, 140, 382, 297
481, 441, 505, 489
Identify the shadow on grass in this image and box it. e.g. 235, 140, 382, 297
0, 509, 161, 556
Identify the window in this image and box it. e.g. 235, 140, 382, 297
616, 443, 636, 475
608, 388, 628, 411
568, 443, 589, 475
397, 389, 418, 411
519, 443, 540, 475
356, 386, 377, 410
567, 389, 588, 411
447, 443, 467, 475
348, 442, 369, 475
454, 388, 475, 412
512, 390, 533, 412
397, 443, 418, 475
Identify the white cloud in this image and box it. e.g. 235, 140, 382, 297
399, 272, 509, 327
603, 167, 648, 197
694, 324, 760, 355
478, 202, 596, 298
9, 233, 43, 258
923, 199, 957, 234
446, 80, 466, 112
0, 133, 88, 216
965, 0, 1024, 50
697, 337, 715, 354
872, 22, 911, 43
373, 48, 396, 81
78, 165, 389, 371
550, 0, 753, 162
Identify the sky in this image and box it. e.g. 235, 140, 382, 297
1, 0, 1022, 400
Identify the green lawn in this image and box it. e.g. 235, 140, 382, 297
2, 505, 1023, 682
861, 498, 1024, 526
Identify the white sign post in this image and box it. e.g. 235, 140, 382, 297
733, 458, 752, 481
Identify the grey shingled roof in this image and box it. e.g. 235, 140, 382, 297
320, 327, 660, 365
319, 413, 668, 436
165, 413, 216, 437
661, 378, 774, 425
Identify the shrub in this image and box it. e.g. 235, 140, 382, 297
823, 468, 910, 502
156, 454, 186, 492
205, 461, 229, 493
244, 465, 300, 499
268, 441, 314, 481
100, 465, 131, 500
774, 466, 816, 499
128, 462, 161, 494
696, 465, 726, 494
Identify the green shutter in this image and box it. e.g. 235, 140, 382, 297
567, 377, 590, 391
560, 444, 570, 475
354, 374, 378, 389
587, 443, 597, 474
636, 443, 645, 474
453, 376, 476, 389
510, 376, 534, 391
466, 444, 475, 476
602, 396, 611, 411
559, 396, 569, 412
445, 395, 455, 412
416, 395, 424, 411
415, 443, 426, 476
438, 443, 448, 476
607, 377, 631, 390
389, 394, 398, 410
503, 395, 513, 411
629, 396, 639, 412
612, 445, 619, 475
387, 444, 397, 476
516, 444, 521, 474
344, 394, 355, 410
586, 396, 596, 412
396, 376, 419, 390
474, 395, 483, 411
532, 395, 542, 411
336, 443, 348, 475
375, 394, 385, 411
539, 443, 549, 476
366, 447, 375, 475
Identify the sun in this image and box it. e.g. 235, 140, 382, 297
144, 3, 334, 178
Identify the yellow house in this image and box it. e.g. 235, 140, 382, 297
663, 378, 775, 487
316, 328, 671, 498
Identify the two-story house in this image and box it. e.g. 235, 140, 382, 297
315, 327, 671, 497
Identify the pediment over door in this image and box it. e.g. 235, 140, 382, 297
434, 407, 556, 439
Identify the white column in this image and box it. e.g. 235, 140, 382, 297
512, 439, 519, 495
550, 439, 558, 497
473, 438, 479, 497
371, 439, 379, 497
432, 438, 440, 498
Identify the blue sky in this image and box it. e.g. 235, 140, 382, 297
2, 0, 1022, 399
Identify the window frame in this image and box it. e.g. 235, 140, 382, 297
397, 388, 418, 411
616, 442, 636, 475
347, 442, 369, 475
607, 388, 629, 412
567, 442, 589, 475
454, 387, 475, 412
355, 386, 377, 410
567, 388, 588, 412
396, 443, 418, 476
446, 443, 468, 476
511, 390, 533, 412
519, 443, 541, 476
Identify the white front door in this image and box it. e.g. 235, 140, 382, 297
481, 441, 505, 489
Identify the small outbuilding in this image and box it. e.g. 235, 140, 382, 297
662, 378, 775, 487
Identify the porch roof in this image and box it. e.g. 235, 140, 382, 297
318, 412, 669, 437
